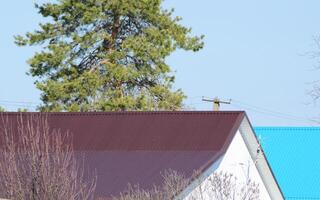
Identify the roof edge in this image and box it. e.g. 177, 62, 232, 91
176, 111, 246, 198
240, 114, 285, 199
187, 111, 246, 175
0, 111, 245, 116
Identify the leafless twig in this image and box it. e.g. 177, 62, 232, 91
0, 114, 96, 200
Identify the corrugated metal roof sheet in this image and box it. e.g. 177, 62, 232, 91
255, 127, 320, 200
0, 111, 245, 198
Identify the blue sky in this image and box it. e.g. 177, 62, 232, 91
1, 0, 320, 126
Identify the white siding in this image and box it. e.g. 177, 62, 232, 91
182, 130, 272, 200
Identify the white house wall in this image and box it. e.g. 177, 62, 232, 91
216, 130, 271, 199
183, 130, 271, 200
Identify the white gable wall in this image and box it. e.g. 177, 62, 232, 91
182, 130, 271, 200
214, 130, 271, 199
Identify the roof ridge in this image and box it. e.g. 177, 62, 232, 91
0, 111, 245, 116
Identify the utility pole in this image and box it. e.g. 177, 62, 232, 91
202, 97, 231, 111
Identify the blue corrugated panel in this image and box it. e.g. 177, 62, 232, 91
254, 127, 320, 200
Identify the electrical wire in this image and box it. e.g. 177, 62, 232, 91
0, 100, 39, 105
232, 99, 312, 121
229, 102, 317, 126
0, 99, 39, 111
190, 96, 318, 125
0, 97, 318, 126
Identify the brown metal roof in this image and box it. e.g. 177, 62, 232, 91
0, 111, 245, 198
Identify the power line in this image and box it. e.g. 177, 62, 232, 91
0, 99, 39, 111
229, 100, 317, 125
0, 97, 318, 125
202, 97, 231, 111
0, 100, 39, 105
232, 99, 310, 121
187, 96, 318, 125
0, 104, 37, 109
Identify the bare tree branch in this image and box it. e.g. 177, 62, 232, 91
113, 170, 260, 200
0, 114, 97, 200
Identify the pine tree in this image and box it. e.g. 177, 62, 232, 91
16, 0, 204, 111
0, 106, 5, 112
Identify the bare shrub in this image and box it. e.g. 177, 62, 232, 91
114, 170, 259, 200
0, 114, 96, 200
113, 169, 189, 200
191, 171, 260, 200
